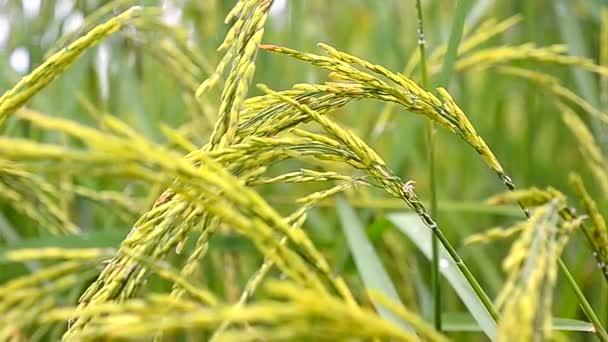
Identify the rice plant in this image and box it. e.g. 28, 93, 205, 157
1, 0, 607, 341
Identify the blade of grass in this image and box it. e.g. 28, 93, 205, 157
0, 211, 41, 273
558, 258, 608, 341
435, 0, 471, 89
442, 312, 595, 333
335, 197, 417, 335
0, 211, 19, 243
551, 318, 596, 332
414, 0, 441, 331
388, 212, 497, 341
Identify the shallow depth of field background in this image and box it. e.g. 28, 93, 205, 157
1, 0, 607, 340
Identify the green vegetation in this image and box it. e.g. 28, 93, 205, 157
1, 0, 607, 340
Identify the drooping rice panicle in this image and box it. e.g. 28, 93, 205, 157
446, 15, 522, 61
259, 84, 500, 320
2, 81, 451, 337
0, 6, 144, 125
463, 223, 527, 246
570, 173, 608, 281
455, 43, 608, 76
207, 0, 272, 147
496, 200, 576, 341
485, 187, 566, 207
45, 0, 137, 57
0, 113, 343, 333
259, 44, 512, 192
169, 1, 274, 308
44, 281, 429, 341
404, 15, 522, 76
4, 1, 608, 340
0, 160, 79, 234
372, 15, 522, 139
496, 66, 608, 125
561, 104, 608, 197
210, 179, 363, 340
2, 248, 114, 262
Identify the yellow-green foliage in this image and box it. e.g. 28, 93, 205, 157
1, 0, 608, 341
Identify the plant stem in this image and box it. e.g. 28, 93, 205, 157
415, 1, 429, 92
558, 258, 608, 341
433, 226, 500, 321
415, 0, 441, 331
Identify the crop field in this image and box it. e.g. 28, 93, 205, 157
0, 0, 607, 341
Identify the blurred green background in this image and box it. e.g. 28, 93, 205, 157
1, 0, 607, 340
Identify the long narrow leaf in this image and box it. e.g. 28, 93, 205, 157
388, 212, 497, 340
442, 312, 595, 333
336, 197, 416, 335
435, 0, 471, 88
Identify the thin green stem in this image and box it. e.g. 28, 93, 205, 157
433, 226, 500, 321
558, 258, 608, 341
415, 1, 429, 90
578, 220, 608, 283
415, 0, 441, 331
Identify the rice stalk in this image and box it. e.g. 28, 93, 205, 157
413, 0, 443, 332
0, 6, 144, 125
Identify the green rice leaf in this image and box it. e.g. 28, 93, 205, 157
336, 197, 417, 335
442, 312, 595, 333
388, 212, 497, 340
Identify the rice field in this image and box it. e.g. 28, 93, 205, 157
0, 0, 607, 341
